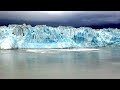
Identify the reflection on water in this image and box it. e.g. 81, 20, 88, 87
0, 47, 120, 79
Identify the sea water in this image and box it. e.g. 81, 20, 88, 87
0, 47, 120, 79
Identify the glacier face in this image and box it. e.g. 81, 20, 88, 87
0, 24, 120, 49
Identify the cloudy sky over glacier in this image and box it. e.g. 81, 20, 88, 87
0, 11, 120, 28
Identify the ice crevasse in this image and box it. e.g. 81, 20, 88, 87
0, 24, 120, 49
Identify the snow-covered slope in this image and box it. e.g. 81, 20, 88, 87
0, 24, 120, 49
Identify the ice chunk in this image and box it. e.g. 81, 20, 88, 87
0, 37, 17, 49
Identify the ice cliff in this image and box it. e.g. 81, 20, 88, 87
0, 24, 120, 49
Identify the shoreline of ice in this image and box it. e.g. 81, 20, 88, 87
0, 24, 120, 49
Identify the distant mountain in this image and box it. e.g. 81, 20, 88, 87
87, 23, 120, 29
0, 19, 120, 29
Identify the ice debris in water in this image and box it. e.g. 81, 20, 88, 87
0, 24, 120, 49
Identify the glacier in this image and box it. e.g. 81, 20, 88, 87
0, 24, 120, 49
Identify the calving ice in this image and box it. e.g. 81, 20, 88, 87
0, 24, 120, 49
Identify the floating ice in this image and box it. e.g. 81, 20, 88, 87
26, 48, 99, 53
0, 24, 120, 49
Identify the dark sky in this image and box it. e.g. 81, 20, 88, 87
0, 11, 120, 28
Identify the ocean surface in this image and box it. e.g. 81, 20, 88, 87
0, 47, 120, 79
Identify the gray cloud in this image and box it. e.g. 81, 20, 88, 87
0, 11, 77, 21
0, 11, 120, 26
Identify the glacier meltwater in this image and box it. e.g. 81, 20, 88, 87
0, 24, 120, 49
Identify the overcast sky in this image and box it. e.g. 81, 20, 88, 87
0, 11, 120, 28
